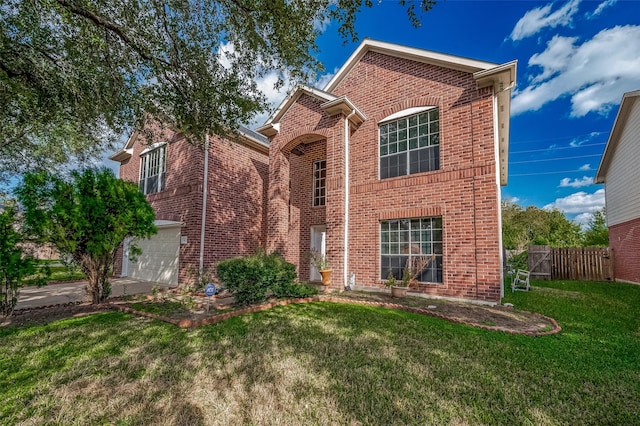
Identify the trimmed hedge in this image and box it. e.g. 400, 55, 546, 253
217, 251, 316, 305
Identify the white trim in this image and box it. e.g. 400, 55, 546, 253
139, 141, 167, 156
378, 106, 436, 124
324, 39, 499, 93
596, 90, 640, 183
154, 220, 184, 228
344, 110, 356, 288
199, 133, 209, 272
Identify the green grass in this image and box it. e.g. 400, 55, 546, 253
129, 301, 189, 316
24, 265, 86, 285
1, 280, 639, 424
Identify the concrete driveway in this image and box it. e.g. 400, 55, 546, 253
16, 278, 176, 309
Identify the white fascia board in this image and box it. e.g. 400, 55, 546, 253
320, 96, 367, 126
324, 39, 498, 93
595, 90, 640, 183
473, 61, 517, 186
108, 148, 133, 162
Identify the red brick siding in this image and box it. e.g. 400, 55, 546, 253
609, 217, 640, 284
268, 51, 502, 302
114, 124, 269, 285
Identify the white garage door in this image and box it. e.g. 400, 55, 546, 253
124, 221, 181, 285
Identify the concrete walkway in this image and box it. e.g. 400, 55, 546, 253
16, 278, 176, 309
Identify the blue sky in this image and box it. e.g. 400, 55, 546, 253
249, 0, 640, 226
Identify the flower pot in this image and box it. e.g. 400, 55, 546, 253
391, 286, 408, 298
319, 269, 332, 286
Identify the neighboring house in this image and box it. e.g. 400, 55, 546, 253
110, 121, 269, 285
257, 39, 516, 303
595, 90, 640, 285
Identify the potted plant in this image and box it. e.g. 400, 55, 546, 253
309, 248, 332, 286
384, 269, 409, 298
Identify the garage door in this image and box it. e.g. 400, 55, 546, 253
124, 221, 181, 285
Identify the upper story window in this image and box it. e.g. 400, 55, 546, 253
379, 108, 440, 179
313, 160, 326, 207
139, 143, 166, 195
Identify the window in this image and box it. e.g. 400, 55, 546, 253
313, 160, 326, 206
139, 144, 166, 195
379, 109, 440, 179
381, 217, 443, 283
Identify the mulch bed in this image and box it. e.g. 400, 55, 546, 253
2, 291, 561, 336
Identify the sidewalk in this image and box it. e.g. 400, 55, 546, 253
16, 278, 176, 309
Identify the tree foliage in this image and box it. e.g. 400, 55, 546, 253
0, 0, 435, 176
15, 168, 156, 304
583, 208, 608, 247
501, 200, 583, 250
0, 198, 45, 316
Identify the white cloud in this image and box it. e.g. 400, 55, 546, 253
559, 176, 593, 188
248, 70, 337, 129
509, 0, 581, 41
573, 212, 594, 228
587, 0, 617, 19
579, 164, 592, 171
544, 188, 605, 213
512, 25, 640, 116
569, 131, 602, 147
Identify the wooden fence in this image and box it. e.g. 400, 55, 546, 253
528, 245, 614, 281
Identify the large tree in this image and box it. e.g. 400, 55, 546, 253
15, 168, 156, 304
501, 200, 583, 250
0, 0, 435, 177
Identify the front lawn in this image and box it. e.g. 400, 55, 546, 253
1, 280, 639, 424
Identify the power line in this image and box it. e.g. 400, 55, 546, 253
511, 143, 606, 155
510, 131, 607, 146
511, 154, 601, 165
510, 169, 595, 177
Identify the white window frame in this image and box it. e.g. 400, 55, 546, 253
313, 159, 326, 207
380, 217, 443, 284
379, 107, 440, 180
139, 142, 167, 195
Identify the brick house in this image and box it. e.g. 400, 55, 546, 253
595, 90, 640, 285
110, 121, 269, 285
257, 39, 516, 303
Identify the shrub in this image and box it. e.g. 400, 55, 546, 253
0, 200, 47, 317
271, 281, 319, 298
216, 251, 297, 305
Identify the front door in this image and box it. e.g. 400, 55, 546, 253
310, 225, 326, 281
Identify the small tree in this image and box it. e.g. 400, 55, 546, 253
0, 199, 44, 316
584, 208, 609, 247
16, 168, 156, 304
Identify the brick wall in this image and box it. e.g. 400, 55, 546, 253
609, 217, 640, 284
267, 51, 503, 302
114, 123, 269, 285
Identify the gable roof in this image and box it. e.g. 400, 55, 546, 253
324, 38, 502, 92
595, 90, 640, 183
256, 84, 366, 136
109, 124, 269, 163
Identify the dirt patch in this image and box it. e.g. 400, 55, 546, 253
2, 291, 560, 335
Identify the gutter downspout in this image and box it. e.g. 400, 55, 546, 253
199, 133, 210, 273
344, 110, 356, 288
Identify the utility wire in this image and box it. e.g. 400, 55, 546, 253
511, 143, 606, 155
511, 154, 601, 165
510, 169, 595, 177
